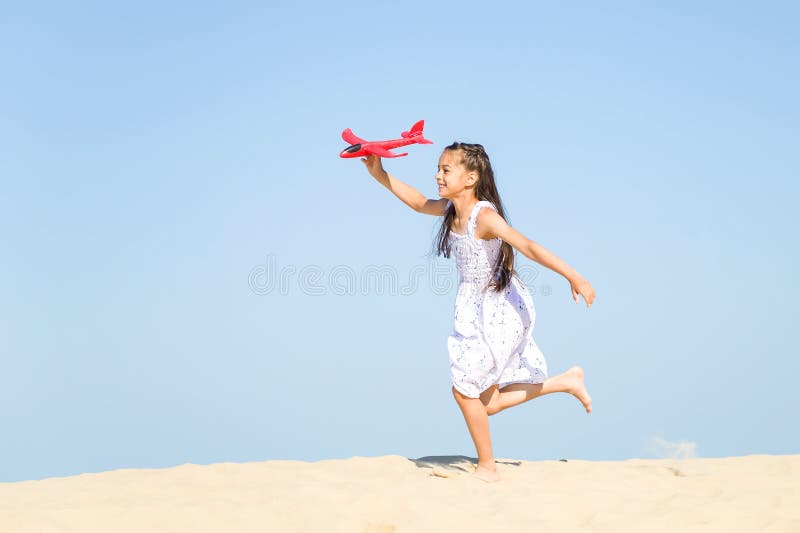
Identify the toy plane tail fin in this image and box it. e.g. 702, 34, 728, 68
401, 120, 433, 144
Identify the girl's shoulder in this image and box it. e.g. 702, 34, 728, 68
474, 199, 498, 216
472, 200, 504, 240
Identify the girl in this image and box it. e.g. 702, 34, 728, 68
361, 142, 596, 483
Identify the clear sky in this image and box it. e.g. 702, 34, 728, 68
2, 1, 798, 482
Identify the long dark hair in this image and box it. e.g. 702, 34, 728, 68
433, 142, 515, 293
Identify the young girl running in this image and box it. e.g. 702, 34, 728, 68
361, 142, 596, 483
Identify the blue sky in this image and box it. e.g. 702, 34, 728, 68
1, 1, 798, 482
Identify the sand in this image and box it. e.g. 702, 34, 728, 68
1, 453, 798, 532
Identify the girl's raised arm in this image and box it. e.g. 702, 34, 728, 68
362, 155, 448, 216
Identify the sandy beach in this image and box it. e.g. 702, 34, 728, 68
1, 453, 797, 532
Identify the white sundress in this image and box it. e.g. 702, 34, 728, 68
446, 199, 548, 398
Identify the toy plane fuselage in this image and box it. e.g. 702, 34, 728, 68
339, 120, 433, 158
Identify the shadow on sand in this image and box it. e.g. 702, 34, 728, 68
409, 455, 524, 476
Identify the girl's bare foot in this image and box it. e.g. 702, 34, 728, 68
472, 463, 501, 483
564, 366, 592, 413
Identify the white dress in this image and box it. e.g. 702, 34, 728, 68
446, 200, 548, 398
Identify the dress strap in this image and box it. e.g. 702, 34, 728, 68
467, 200, 497, 234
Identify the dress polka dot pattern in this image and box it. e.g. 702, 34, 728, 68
446, 200, 548, 398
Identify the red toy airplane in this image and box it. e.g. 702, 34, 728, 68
340, 119, 433, 158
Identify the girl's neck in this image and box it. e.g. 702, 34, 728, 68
450, 196, 480, 222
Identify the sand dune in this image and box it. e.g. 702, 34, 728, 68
1, 454, 798, 532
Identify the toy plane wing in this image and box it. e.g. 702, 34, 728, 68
367, 146, 408, 158
341, 128, 367, 145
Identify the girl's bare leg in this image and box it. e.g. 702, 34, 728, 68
485, 365, 592, 416
451, 386, 502, 482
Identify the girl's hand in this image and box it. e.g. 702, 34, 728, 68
361, 154, 386, 179
570, 276, 596, 308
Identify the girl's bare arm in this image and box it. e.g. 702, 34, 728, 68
477, 207, 596, 307
362, 155, 447, 215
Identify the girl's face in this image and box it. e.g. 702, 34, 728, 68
436, 150, 476, 199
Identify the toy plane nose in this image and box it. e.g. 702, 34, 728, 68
339, 143, 362, 158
